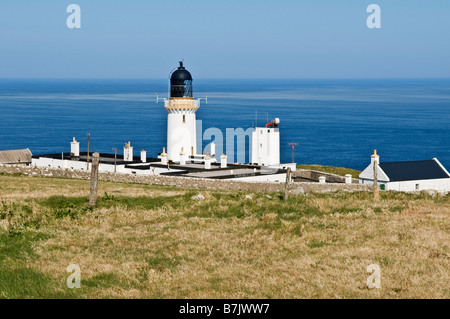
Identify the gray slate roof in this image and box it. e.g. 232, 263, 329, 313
379, 159, 450, 182
0, 149, 32, 164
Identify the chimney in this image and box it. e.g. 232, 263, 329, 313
160, 147, 168, 165
70, 137, 80, 157
123, 141, 133, 162
204, 154, 211, 169
371, 149, 380, 165
210, 142, 216, 157
141, 149, 147, 163
180, 147, 186, 165
220, 153, 227, 168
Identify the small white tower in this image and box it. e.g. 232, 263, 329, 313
163, 62, 204, 163
124, 141, 133, 162
220, 153, 227, 168
141, 149, 147, 163
251, 118, 280, 166
70, 137, 80, 157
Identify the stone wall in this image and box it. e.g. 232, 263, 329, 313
0, 164, 370, 194
293, 169, 360, 184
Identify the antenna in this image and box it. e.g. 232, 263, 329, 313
288, 142, 299, 164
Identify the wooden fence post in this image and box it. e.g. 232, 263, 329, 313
284, 167, 291, 200
89, 152, 100, 207
373, 158, 379, 201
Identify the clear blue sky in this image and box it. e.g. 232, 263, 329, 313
0, 0, 449, 79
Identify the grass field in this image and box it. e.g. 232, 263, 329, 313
0, 173, 449, 298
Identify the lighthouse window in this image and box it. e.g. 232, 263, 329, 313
183, 115, 186, 123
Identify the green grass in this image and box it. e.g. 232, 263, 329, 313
0, 231, 79, 298
306, 240, 329, 249
0, 231, 49, 261
0, 267, 71, 299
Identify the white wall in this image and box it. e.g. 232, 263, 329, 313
386, 178, 450, 193
167, 108, 197, 162
32, 157, 184, 176
33, 157, 87, 171
251, 127, 280, 166
231, 173, 286, 183
359, 163, 389, 182
32, 156, 285, 182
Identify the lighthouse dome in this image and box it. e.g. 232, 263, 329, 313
170, 61, 193, 98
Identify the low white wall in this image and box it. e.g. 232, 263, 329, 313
33, 157, 87, 171
32, 157, 185, 177
386, 178, 450, 193
231, 173, 286, 183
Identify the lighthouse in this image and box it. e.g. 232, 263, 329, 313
165, 62, 200, 162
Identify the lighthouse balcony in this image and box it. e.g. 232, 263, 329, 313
165, 99, 201, 109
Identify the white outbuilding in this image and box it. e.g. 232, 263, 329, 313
251, 118, 280, 166
359, 151, 450, 193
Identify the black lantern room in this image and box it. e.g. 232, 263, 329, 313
170, 61, 193, 98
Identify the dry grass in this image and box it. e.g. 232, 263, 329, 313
0, 174, 449, 299
0, 174, 183, 199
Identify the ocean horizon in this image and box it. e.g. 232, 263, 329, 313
1, 78, 449, 171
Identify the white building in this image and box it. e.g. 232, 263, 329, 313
31, 62, 292, 183
251, 118, 280, 166
359, 151, 450, 193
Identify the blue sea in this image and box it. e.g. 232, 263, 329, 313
0, 79, 449, 171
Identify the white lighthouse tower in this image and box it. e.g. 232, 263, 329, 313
163, 62, 202, 163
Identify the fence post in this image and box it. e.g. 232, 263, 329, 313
373, 157, 379, 201
89, 152, 100, 207
284, 167, 291, 200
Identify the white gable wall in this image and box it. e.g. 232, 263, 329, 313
359, 163, 390, 184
